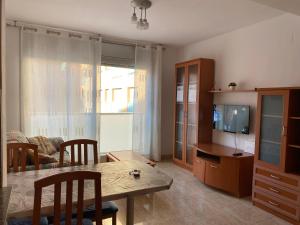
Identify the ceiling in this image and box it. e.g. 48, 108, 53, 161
249, 0, 300, 15
6, 0, 284, 46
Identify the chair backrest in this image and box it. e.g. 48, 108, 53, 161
33, 171, 103, 225
59, 139, 98, 167
7, 143, 39, 172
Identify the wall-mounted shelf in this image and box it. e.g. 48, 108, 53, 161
290, 117, 300, 120
209, 89, 257, 93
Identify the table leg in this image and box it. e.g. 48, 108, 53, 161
126, 196, 134, 225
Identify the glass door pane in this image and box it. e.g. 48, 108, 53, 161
186, 64, 198, 165
175, 66, 185, 161
259, 95, 283, 166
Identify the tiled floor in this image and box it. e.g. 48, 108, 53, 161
103, 161, 291, 225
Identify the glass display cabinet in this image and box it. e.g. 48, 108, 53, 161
173, 59, 214, 170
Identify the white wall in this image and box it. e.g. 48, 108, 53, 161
177, 13, 300, 153
6, 26, 20, 131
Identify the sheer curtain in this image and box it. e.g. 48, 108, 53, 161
21, 28, 101, 142
132, 45, 162, 161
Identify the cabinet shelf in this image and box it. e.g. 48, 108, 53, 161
209, 89, 256, 93
289, 117, 300, 120
261, 139, 281, 145
262, 114, 282, 119
289, 144, 300, 149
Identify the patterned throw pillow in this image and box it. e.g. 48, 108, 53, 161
28, 136, 57, 155
7, 131, 29, 144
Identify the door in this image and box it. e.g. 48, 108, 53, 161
174, 65, 186, 162
255, 90, 289, 171
185, 62, 199, 165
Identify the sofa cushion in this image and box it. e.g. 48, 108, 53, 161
52, 151, 71, 163
28, 136, 57, 155
7, 131, 29, 144
48, 137, 64, 152
27, 149, 58, 165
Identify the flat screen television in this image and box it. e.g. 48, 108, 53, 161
213, 104, 250, 134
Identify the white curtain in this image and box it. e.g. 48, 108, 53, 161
21, 29, 101, 141
132, 45, 162, 161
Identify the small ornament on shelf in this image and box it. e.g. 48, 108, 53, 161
228, 82, 237, 91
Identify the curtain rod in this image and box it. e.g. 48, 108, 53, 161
6, 20, 165, 50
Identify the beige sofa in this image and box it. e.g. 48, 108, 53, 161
7, 131, 70, 171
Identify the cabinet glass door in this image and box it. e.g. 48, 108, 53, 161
185, 63, 199, 165
174, 66, 185, 161
258, 95, 284, 166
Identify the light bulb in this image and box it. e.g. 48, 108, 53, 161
131, 13, 137, 23
143, 19, 149, 30
137, 18, 144, 30
131, 7, 138, 24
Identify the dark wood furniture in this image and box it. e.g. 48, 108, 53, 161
106, 150, 156, 167
59, 139, 117, 225
33, 171, 102, 225
193, 143, 254, 197
253, 87, 300, 225
7, 143, 39, 172
59, 139, 98, 166
7, 161, 173, 225
173, 58, 215, 170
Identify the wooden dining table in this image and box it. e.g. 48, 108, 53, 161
7, 160, 173, 225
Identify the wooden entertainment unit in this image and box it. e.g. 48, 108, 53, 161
193, 143, 254, 197
252, 87, 300, 225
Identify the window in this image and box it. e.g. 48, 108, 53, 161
127, 87, 135, 112
100, 66, 134, 113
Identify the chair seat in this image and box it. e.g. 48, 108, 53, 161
83, 201, 119, 219
52, 218, 93, 225
7, 217, 92, 225
47, 201, 118, 223
7, 217, 48, 225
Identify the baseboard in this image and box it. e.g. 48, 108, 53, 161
161, 154, 172, 161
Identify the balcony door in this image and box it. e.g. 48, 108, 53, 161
99, 65, 135, 153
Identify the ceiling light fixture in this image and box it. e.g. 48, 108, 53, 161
130, 0, 152, 30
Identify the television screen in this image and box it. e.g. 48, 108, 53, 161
213, 104, 250, 134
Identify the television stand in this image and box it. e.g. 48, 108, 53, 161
233, 152, 243, 156
193, 143, 254, 197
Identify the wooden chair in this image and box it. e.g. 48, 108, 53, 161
59, 139, 118, 225
59, 139, 98, 167
7, 143, 39, 172
33, 171, 102, 225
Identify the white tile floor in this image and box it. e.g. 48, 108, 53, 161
103, 161, 291, 225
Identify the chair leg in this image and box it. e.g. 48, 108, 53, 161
112, 213, 117, 225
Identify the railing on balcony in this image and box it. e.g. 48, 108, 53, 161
26, 112, 133, 153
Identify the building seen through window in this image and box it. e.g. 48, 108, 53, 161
100, 66, 135, 113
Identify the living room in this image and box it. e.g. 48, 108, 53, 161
1, 0, 300, 225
